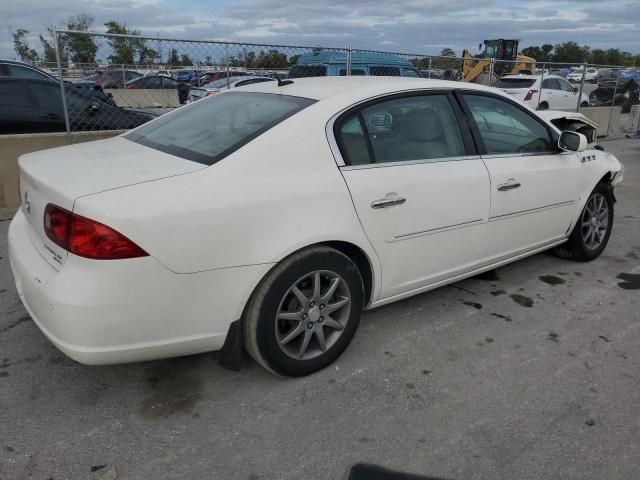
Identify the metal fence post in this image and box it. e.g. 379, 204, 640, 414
54, 31, 71, 144
576, 63, 587, 112
489, 58, 495, 85
428, 57, 432, 78
606, 80, 618, 137
225, 44, 230, 89
536, 64, 545, 110
346, 45, 352, 76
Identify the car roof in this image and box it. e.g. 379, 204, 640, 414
237, 76, 504, 101
295, 51, 414, 67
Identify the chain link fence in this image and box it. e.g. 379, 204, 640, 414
44, 30, 640, 141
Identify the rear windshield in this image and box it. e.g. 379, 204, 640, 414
126, 92, 315, 165
288, 66, 327, 78
495, 78, 536, 89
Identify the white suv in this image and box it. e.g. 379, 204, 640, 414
497, 74, 590, 110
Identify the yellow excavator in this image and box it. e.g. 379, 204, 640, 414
460, 39, 536, 85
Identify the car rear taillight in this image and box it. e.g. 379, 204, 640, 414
524, 89, 538, 101
44, 204, 148, 260
126, 83, 136, 89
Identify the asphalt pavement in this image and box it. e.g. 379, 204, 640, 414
1, 138, 639, 480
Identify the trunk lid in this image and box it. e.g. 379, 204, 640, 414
19, 135, 205, 269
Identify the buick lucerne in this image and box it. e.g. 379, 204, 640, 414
9, 77, 624, 376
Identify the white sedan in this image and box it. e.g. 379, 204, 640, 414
9, 77, 623, 376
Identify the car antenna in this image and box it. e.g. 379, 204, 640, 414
274, 72, 294, 87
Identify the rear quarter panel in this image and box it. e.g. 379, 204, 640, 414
73, 101, 380, 293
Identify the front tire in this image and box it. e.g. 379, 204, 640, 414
244, 246, 364, 376
555, 183, 614, 261
537, 101, 549, 110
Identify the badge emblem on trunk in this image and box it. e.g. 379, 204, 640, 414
24, 191, 31, 214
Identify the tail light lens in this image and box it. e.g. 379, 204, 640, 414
524, 89, 538, 101
126, 83, 136, 89
44, 204, 148, 260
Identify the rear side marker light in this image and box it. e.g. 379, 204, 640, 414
524, 89, 538, 101
44, 204, 148, 260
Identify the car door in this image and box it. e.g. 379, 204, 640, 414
30, 81, 67, 131
457, 92, 581, 262
559, 78, 579, 107
0, 79, 40, 133
334, 92, 490, 298
541, 78, 564, 108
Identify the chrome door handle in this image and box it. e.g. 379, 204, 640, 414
497, 179, 521, 191
371, 194, 406, 209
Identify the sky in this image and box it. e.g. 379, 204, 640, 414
1, 0, 639, 61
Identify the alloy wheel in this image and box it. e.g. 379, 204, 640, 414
581, 193, 609, 250
275, 270, 351, 360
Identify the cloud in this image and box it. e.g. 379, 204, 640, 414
0, 0, 638, 60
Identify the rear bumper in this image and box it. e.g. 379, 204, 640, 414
8, 210, 271, 365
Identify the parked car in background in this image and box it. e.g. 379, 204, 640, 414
596, 68, 622, 85
8, 77, 623, 376
288, 51, 421, 78
589, 78, 640, 113
175, 70, 202, 84
497, 74, 589, 110
125, 75, 191, 104
618, 70, 640, 83
567, 67, 598, 83
199, 71, 251, 85
419, 69, 444, 79
186, 75, 275, 103
0, 77, 157, 134
1, 59, 115, 105
92, 70, 142, 89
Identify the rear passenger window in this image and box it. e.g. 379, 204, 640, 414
336, 94, 466, 165
0, 82, 32, 106
464, 94, 554, 154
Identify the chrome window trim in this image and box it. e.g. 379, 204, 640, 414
341, 155, 481, 170
325, 87, 478, 169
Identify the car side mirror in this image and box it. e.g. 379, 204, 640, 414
559, 131, 588, 152
573, 86, 578, 93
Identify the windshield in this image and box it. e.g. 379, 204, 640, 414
126, 92, 315, 165
495, 78, 536, 89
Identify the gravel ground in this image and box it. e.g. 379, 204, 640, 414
1, 138, 639, 480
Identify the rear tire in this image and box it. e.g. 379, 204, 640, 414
555, 183, 614, 262
244, 246, 364, 377
580, 101, 589, 108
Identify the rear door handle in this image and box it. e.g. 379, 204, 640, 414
497, 179, 521, 191
371, 194, 406, 209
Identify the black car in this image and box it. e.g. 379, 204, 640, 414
92, 70, 142, 89
125, 75, 191, 104
1, 59, 116, 106
589, 79, 640, 113
0, 77, 158, 134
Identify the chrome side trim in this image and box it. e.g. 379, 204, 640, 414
489, 200, 575, 222
388, 218, 484, 243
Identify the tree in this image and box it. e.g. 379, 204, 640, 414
439, 47, 456, 57
62, 14, 97, 64
254, 49, 288, 69
104, 20, 150, 65
167, 48, 180, 67
12, 29, 39, 61
179, 53, 193, 66
551, 41, 590, 63
39, 34, 58, 63
521, 43, 553, 62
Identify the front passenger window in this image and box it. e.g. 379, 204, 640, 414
464, 94, 554, 154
